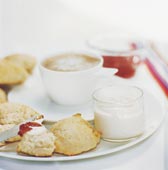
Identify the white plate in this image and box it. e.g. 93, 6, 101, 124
4, 78, 165, 161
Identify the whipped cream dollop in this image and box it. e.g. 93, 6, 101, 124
27, 126, 47, 135
18, 122, 46, 136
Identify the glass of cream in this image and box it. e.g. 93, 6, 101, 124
92, 85, 145, 142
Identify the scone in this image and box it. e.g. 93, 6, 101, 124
0, 124, 21, 146
0, 102, 40, 125
50, 114, 101, 156
0, 59, 28, 85
0, 88, 7, 103
4, 54, 36, 73
17, 124, 55, 157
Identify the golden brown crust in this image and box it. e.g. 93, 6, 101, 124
0, 141, 5, 147
0, 88, 7, 103
50, 114, 101, 156
0, 102, 40, 125
4, 54, 36, 74
5, 136, 21, 143
0, 60, 28, 85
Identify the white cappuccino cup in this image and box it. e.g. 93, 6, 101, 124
39, 51, 117, 106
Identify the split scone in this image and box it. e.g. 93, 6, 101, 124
0, 88, 7, 103
17, 123, 55, 157
0, 59, 28, 85
0, 124, 21, 146
50, 114, 101, 156
0, 102, 40, 125
4, 54, 36, 74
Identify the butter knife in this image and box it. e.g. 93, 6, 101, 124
0, 114, 42, 143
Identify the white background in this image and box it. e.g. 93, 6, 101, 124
0, 0, 168, 57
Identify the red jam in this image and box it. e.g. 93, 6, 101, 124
103, 55, 140, 78
18, 122, 42, 136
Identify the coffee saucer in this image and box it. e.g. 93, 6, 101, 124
8, 72, 94, 122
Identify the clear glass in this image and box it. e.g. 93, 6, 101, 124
92, 85, 145, 142
87, 35, 144, 78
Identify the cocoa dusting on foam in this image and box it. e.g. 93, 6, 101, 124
43, 54, 100, 72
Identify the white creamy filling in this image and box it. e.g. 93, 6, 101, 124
27, 126, 47, 135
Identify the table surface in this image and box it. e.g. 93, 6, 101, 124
0, 63, 166, 170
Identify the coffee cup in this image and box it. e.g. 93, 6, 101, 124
39, 51, 117, 106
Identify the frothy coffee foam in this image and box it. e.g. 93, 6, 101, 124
43, 53, 100, 71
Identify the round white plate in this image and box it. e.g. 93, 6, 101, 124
4, 80, 165, 161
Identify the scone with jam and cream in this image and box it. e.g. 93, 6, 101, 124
17, 122, 55, 157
